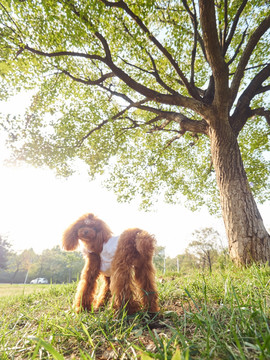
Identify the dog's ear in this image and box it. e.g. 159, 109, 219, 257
95, 219, 113, 245
62, 223, 80, 251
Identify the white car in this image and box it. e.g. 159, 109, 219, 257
30, 277, 49, 284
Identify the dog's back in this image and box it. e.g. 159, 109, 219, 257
115, 228, 155, 260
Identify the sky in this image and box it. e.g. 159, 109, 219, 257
0, 160, 227, 257
0, 95, 269, 257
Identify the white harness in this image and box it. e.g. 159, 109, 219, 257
82, 236, 119, 277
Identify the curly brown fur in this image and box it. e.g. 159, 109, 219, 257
62, 213, 159, 314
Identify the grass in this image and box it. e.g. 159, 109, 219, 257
0, 263, 269, 359
0, 284, 49, 297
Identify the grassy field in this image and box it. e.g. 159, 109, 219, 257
0, 263, 269, 359
0, 284, 50, 298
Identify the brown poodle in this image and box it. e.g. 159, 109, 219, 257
62, 213, 159, 314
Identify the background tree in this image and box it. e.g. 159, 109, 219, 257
154, 245, 166, 273
0, 235, 11, 270
8, 249, 36, 283
164, 254, 187, 273
34, 246, 84, 283
0, 246, 84, 283
187, 227, 223, 272
20, 248, 37, 283
0, 1, 270, 265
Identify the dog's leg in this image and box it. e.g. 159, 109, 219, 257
74, 254, 100, 313
134, 260, 159, 313
93, 276, 111, 309
110, 267, 140, 314
132, 231, 159, 312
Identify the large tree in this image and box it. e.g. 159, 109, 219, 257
0, 1, 269, 265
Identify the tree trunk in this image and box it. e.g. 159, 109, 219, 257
209, 122, 270, 265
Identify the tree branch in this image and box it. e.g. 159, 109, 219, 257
0, 2, 24, 42
221, 0, 228, 52
77, 118, 110, 146
62, 0, 206, 113
230, 63, 270, 134
230, 14, 270, 106
148, 118, 173, 132
147, 52, 178, 94
255, 84, 270, 95
19, 1, 209, 118
224, 0, 248, 54
190, 0, 198, 85
119, 54, 177, 95
97, 84, 208, 138
163, 134, 182, 149
227, 27, 248, 66
181, 0, 208, 65
171, 114, 209, 136
116, 13, 179, 94
100, 0, 201, 100
23, 45, 104, 61
250, 108, 270, 126
199, 0, 229, 107
60, 68, 114, 86
110, 97, 210, 136
77, 108, 208, 147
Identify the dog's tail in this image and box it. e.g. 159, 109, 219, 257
135, 230, 156, 259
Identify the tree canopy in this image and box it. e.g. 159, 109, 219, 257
0, 0, 269, 214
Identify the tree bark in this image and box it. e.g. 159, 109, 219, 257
209, 120, 270, 265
